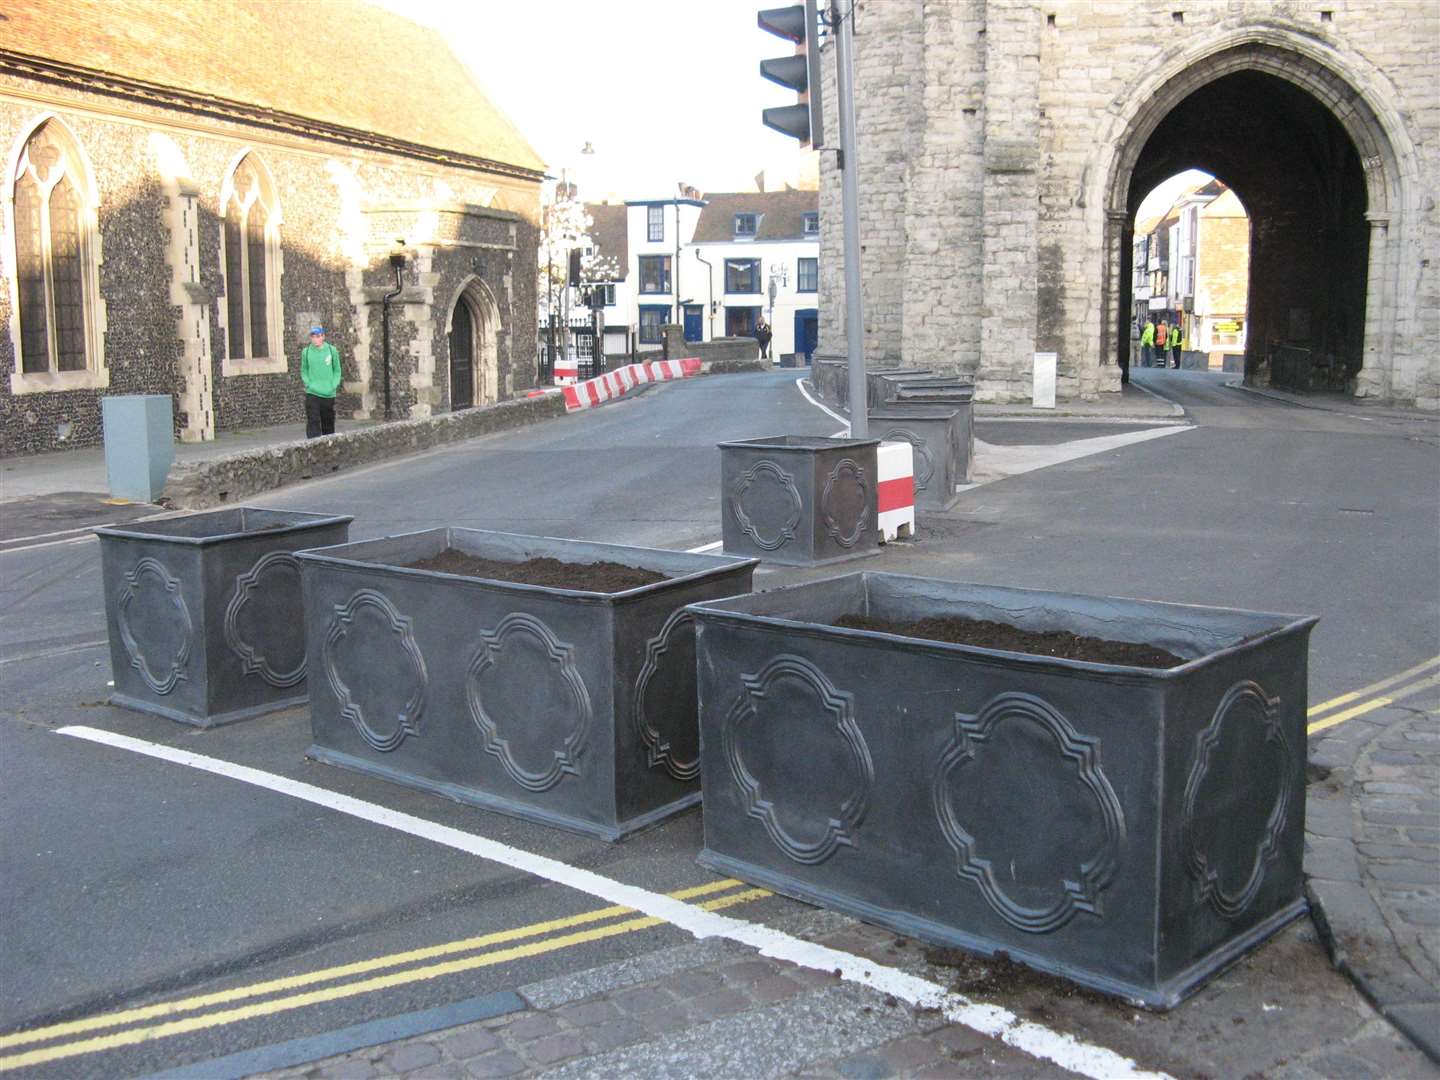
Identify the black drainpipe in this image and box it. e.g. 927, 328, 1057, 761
382, 253, 405, 421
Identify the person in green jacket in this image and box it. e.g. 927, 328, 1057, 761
1140, 318, 1155, 368
301, 326, 343, 438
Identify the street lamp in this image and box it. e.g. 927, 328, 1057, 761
767, 262, 789, 328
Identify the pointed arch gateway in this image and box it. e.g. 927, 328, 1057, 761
1092, 36, 1419, 402
447, 278, 500, 411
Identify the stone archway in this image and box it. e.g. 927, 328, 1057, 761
446, 278, 500, 411
1091, 36, 1420, 403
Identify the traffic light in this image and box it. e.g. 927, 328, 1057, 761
758, 0, 823, 146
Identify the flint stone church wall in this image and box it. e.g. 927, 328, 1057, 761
1, 72, 541, 456
819, 0, 1438, 408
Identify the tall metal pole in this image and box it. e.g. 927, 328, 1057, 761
834, 0, 867, 437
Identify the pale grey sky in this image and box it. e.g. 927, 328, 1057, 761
371, 0, 809, 199
1135, 169, 1215, 224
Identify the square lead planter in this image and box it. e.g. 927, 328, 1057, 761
689, 572, 1317, 1008
298, 528, 756, 841
96, 507, 353, 726
719, 435, 880, 566
869, 405, 973, 509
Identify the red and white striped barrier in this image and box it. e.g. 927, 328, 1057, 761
876, 440, 915, 542
561, 358, 701, 412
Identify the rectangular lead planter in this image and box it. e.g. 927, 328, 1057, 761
689, 573, 1317, 1008
869, 405, 973, 509
97, 507, 353, 726
719, 435, 880, 566
298, 528, 757, 840
864, 368, 933, 408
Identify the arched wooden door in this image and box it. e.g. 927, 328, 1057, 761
449, 299, 475, 410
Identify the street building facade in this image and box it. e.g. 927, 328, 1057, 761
1, 0, 544, 457
1132, 179, 1251, 369
817, 0, 1439, 408
581, 187, 820, 362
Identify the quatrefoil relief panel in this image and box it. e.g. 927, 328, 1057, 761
634, 607, 701, 781
820, 457, 871, 548
723, 655, 873, 864
731, 459, 803, 551
323, 589, 428, 752
224, 551, 306, 689
933, 692, 1125, 934
1183, 680, 1293, 919
879, 427, 935, 493
116, 557, 193, 695
467, 613, 593, 793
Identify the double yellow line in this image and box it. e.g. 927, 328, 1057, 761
1307, 655, 1440, 735
0, 878, 769, 1073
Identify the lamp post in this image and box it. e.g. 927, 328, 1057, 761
767, 262, 788, 339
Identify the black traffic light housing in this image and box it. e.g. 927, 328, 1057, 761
758, 1, 824, 146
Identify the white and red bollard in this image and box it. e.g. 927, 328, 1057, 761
553, 356, 579, 385
876, 440, 915, 541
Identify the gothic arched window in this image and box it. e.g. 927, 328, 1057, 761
221, 153, 281, 362
10, 119, 100, 379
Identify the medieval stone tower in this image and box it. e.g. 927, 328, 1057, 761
817, 0, 1438, 407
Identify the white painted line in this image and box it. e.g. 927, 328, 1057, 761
0, 639, 107, 666
0, 533, 99, 555
0, 507, 185, 549
794, 377, 850, 432
966, 426, 1191, 488
55, 725, 1171, 1080
685, 540, 724, 554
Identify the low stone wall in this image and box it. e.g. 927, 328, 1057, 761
163, 393, 567, 510
684, 337, 760, 366
703, 359, 768, 375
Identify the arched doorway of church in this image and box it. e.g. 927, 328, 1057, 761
1110, 55, 1389, 397
446, 280, 499, 411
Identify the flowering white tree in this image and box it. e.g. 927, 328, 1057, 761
537, 182, 622, 380
537, 185, 620, 324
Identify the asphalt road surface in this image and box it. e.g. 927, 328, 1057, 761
1, 369, 1436, 1078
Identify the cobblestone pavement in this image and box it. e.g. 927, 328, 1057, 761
1309, 693, 1440, 1063
258, 912, 1434, 1080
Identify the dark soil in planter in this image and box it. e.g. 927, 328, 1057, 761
401, 550, 668, 592
833, 614, 1184, 669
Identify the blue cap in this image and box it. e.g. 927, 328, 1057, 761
310, 326, 325, 335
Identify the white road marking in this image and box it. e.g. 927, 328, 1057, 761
685, 540, 724, 554
0, 533, 98, 555
793, 377, 851, 432
968, 426, 1190, 486
56, 725, 1172, 1080
0, 639, 107, 666
0, 507, 186, 554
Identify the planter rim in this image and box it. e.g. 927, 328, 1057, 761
296, 526, 759, 604
94, 506, 354, 546
716, 434, 880, 452
687, 571, 1319, 679
870, 406, 964, 420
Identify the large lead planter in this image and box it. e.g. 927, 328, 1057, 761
97, 507, 353, 726
719, 435, 880, 566
690, 573, 1317, 1007
298, 528, 756, 840
869, 405, 972, 509
864, 368, 932, 408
